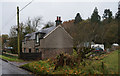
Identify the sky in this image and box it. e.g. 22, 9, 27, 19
0, 0, 119, 35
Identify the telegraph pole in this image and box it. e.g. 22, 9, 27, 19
17, 6, 20, 58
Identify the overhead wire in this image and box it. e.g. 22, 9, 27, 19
4, 0, 34, 27
20, 0, 34, 12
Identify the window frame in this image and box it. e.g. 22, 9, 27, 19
36, 33, 40, 44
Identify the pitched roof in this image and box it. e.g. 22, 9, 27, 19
37, 25, 56, 35
25, 26, 56, 40
43, 25, 73, 39
25, 25, 73, 40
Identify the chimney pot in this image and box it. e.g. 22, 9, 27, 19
59, 17, 61, 21
57, 16, 59, 20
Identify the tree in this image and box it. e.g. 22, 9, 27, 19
102, 9, 113, 22
91, 7, 101, 42
74, 13, 82, 24
8, 16, 42, 53
115, 1, 120, 20
9, 24, 24, 53
42, 21, 54, 29
24, 17, 42, 35
115, 12, 120, 20
91, 7, 101, 23
115, 1, 120, 45
2, 34, 9, 49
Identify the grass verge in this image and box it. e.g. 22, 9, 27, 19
0, 53, 24, 62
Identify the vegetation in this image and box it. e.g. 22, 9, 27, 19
2, 5, 119, 54
2, 17, 42, 54
42, 21, 54, 29
1, 34, 9, 49
0, 53, 23, 62
20, 50, 119, 75
74, 13, 82, 24
64, 7, 118, 47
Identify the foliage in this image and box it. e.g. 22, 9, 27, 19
102, 9, 113, 23
54, 47, 92, 70
21, 50, 118, 75
64, 7, 118, 47
54, 53, 76, 70
74, 13, 82, 24
8, 37, 18, 53
0, 53, 23, 62
115, 2, 120, 20
20, 59, 55, 74
42, 21, 54, 29
72, 49, 78, 58
2, 34, 9, 49
91, 7, 101, 23
8, 17, 42, 54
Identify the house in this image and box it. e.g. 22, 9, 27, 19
21, 16, 73, 60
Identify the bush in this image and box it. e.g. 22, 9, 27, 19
72, 49, 78, 58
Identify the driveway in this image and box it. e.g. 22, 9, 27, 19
0, 59, 33, 75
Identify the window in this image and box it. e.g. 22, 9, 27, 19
35, 48, 39, 53
36, 33, 39, 44
29, 49, 31, 53
24, 48, 26, 53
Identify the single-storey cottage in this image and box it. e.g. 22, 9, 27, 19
21, 16, 73, 60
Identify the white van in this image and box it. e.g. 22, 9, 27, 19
91, 44, 104, 50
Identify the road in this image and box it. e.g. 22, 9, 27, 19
0, 59, 33, 75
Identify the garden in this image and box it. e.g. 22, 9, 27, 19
20, 48, 119, 75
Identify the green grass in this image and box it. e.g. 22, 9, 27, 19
83, 50, 119, 74
102, 50, 118, 73
20, 50, 119, 75
0, 53, 24, 62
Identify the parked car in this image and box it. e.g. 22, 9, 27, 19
93, 47, 105, 54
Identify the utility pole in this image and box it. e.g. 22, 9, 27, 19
17, 6, 20, 58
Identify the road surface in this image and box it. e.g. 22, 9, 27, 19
0, 59, 33, 75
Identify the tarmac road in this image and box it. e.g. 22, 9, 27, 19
0, 59, 33, 76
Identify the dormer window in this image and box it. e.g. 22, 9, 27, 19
36, 33, 39, 44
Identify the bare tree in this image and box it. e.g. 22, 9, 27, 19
42, 21, 54, 29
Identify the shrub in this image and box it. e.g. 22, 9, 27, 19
72, 49, 78, 58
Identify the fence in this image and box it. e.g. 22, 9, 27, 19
20, 52, 42, 60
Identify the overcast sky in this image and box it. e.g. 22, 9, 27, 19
0, 0, 119, 35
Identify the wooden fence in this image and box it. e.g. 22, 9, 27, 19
20, 52, 42, 60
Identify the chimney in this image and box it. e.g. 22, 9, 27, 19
57, 16, 59, 20
59, 17, 61, 21
55, 16, 62, 26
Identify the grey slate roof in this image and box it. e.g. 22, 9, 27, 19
37, 25, 56, 34
25, 26, 56, 40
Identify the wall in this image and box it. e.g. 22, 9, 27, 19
22, 40, 35, 53
35, 25, 73, 59
40, 48, 73, 59
20, 52, 42, 60
39, 25, 73, 48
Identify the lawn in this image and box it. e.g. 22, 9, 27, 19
20, 50, 119, 75
0, 53, 24, 62
81, 50, 119, 74
102, 50, 118, 73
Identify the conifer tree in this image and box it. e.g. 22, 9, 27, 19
74, 13, 82, 24
91, 7, 101, 23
